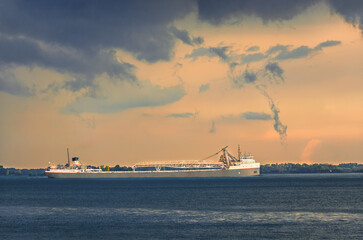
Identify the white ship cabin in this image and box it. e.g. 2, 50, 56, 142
239, 154, 256, 164
220, 146, 260, 170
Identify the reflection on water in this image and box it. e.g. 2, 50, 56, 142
2, 206, 362, 223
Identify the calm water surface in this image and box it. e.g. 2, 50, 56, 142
0, 173, 362, 239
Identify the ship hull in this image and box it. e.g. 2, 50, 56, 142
46, 168, 260, 178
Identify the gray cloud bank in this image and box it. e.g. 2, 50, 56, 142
197, 0, 363, 33
0, 0, 359, 114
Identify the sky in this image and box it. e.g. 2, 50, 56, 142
0, 0, 362, 168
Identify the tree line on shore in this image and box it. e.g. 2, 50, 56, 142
1, 163, 362, 176
260, 163, 363, 174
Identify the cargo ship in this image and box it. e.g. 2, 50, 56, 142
45, 146, 260, 178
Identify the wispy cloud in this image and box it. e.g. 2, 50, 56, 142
169, 27, 204, 46
246, 46, 260, 52
231, 68, 258, 88
185, 46, 230, 61
63, 81, 186, 114
273, 40, 341, 61
265, 62, 284, 83
241, 112, 272, 120
257, 86, 287, 143
0, 76, 33, 97
241, 53, 267, 64
167, 112, 198, 118
199, 83, 210, 93
209, 120, 216, 134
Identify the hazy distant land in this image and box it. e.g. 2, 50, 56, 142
1, 163, 362, 177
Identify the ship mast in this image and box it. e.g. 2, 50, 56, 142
238, 144, 241, 161
67, 148, 70, 167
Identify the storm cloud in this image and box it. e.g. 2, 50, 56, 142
328, 0, 363, 33
0, 0, 195, 63
197, 0, 319, 24
0, 1, 195, 96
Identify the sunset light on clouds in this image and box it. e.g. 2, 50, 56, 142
0, 0, 362, 168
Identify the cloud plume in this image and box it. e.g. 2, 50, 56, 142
257, 86, 287, 143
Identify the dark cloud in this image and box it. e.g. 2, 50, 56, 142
169, 27, 204, 46
198, 0, 363, 34
246, 46, 260, 52
167, 112, 198, 118
241, 53, 267, 63
0, 0, 198, 99
265, 62, 284, 82
241, 112, 272, 120
328, 0, 363, 33
0, 76, 33, 97
0, 0, 195, 63
197, 0, 318, 24
0, 36, 136, 93
199, 83, 210, 93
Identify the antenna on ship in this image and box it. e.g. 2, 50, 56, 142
238, 144, 241, 160
67, 148, 70, 167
